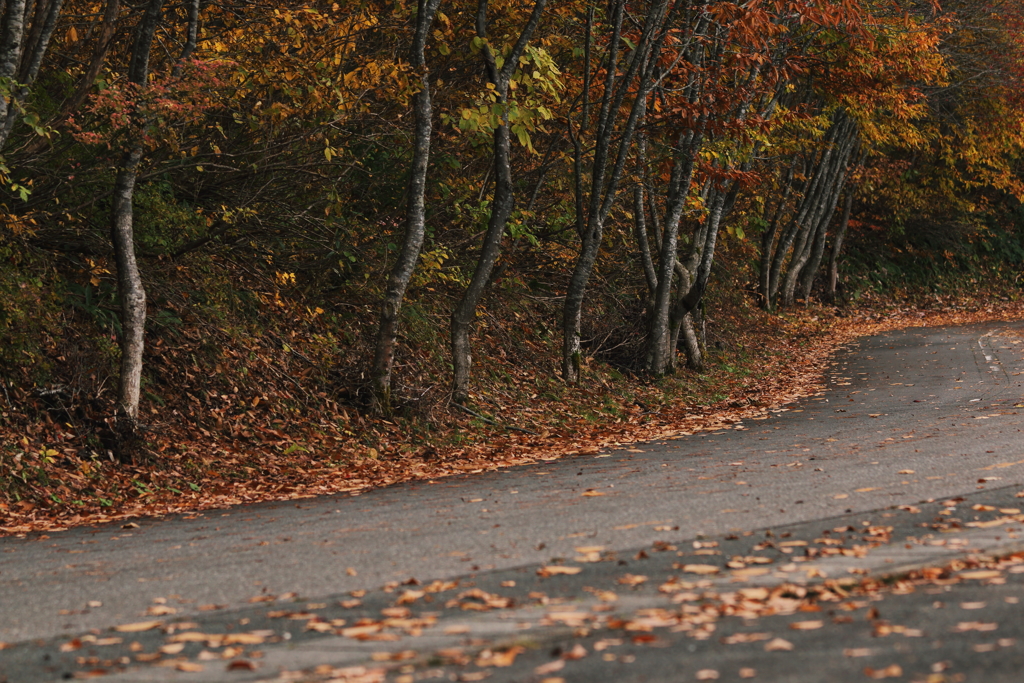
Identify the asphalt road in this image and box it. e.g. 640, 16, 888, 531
3, 321, 1024, 682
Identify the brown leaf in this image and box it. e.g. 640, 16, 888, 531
617, 574, 647, 586
863, 664, 902, 679
159, 643, 186, 655
476, 646, 524, 667
764, 638, 794, 651
537, 566, 581, 577
954, 622, 998, 632
563, 643, 587, 660
959, 570, 1002, 580
147, 605, 177, 616
114, 620, 163, 633
789, 620, 823, 631
226, 660, 257, 671
222, 633, 266, 645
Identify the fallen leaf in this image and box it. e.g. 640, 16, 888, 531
476, 646, 524, 667
159, 643, 186, 655
226, 660, 257, 671
855, 487, 878, 493
834, 494, 849, 499
961, 602, 986, 610
176, 662, 204, 672
954, 622, 998, 632
575, 545, 606, 553
397, 590, 425, 605
60, 639, 82, 653
696, 670, 720, 680
844, 648, 873, 657
764, 638, 794, 651
582, 490, 606, 497
789, 620, 823, 630
444, 625, 470, 635
147, 605, 177, 616
342, 625, 383, 638
898, 470, 914, 474
680, 564, 720, 575
537, 566, 581, 577
617, 574, 648, 586
114, 621, 163, 633
122, 523, 139, 529
722, 633, 770, 644
222, 633, 266, 645
864, 664, 902, 679
730, 567, 770, 579
563, 644, 588, 660
959, 570, 1002, 580
739, 668, 756, 679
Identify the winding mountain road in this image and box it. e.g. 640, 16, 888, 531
3, 321, 1024, 682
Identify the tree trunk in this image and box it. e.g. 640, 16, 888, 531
646, 128, 701, 374
111, 144, 146, 441
370, 0, 442, 414
669, 261, 701, 371
450, 0, 546, 404
109, 0, 165, 460
759, 159, 797, 309
827, 183, 856, 301
0, 0, 27, 149
782, 118, 856, 305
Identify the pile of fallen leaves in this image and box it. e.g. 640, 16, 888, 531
2, 294, 1023, 536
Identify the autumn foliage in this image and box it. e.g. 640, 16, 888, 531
2, 0, 1024, 530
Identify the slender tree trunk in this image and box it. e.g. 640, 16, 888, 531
0, 0, 28, 149
171, 0, 199, 77
646, 127, 702, 374
669, 262, 701, 371
109, 0, 164, 459
782, 118, 856, 305
767, 112, 851, 308
759, 159, 796, 309
450, 0, 546, 404
800, 150, 855, 301
111, 145, 146, 429
670, 183, 729, 323
370, 0, 442, 414
827, 184, 856, 301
